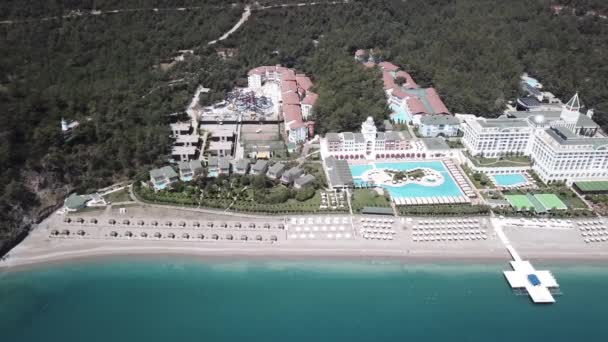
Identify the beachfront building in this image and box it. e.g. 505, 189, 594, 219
419, 114, 460, 137
150, 166, 179, 191
320, 117, 428, 161
462, 93, 608, 184
178, 160, 203, 182
324, 156, 355, 190
247, 65, 318, 150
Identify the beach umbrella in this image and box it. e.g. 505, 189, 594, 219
207, 222, 214, 228
110, 231, 118, 237
77, 230, 85, 236
221, 222, 228, 228
179, 221, 186, 227
278, 224, 285, 230
154, 232, 162, 238
141, 232, 148, 238
264, 223, 271, 229
182, 233, 190, 239
90, 218, 98, 224
51, 229, 59, 236
226, 234, 233, 240
270, 235, 278, 241
108, 219, 116, 225
165, 221, 172, 227
151, 221, 158, 226
167, 233, 175, 239
125, 231, 133, 237
241, 235, 248, 241
123, 219, 130, 225
137, 220, 145, 226
249, 223, 256, 228
192, 221, 200, 227
234, 222, 242, 228
76, 217, 84, 223
256, 235, 262, 241
212, 234, 219, 240
63, 217, 72, 223
197, 234, 205, 239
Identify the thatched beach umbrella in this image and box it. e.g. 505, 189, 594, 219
51, 229, 59, 236
141, 232, 148, 238
90, 218, 98, 224
63, 217, 72, 223
263, 223, 270, 229
62, 229, 70, 235
220, 222, 227, 228
207, 222, 214, 228
234, 222, 242, 228
182, 233, 189, 239
241, 235, 248, 241
125, 231, 133, 237
226, 234, 233, 240
278, 224, 285, 230
179, 221, 186, 227
197, 233, 205, 239
249, 223, 256, 229
123, 219, 130, 225
151, 221, 158, 226
108, 219, 116, 225
192, 221, 200, 227
165, 221, 172, 227
110, 231, 118, 237
256, 235, 263, 241
212, 234, 219, 240
154, 232, 162, 238
77, 230, 85, 236
270, 235, 278, 241
138, 220, 145, 226
76, 217, 85, 224
167, 233, 175, 239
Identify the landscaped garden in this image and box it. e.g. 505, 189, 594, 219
397, 204, 491, 216
465, 151, 532, 168
351, 189, 391, 213
462, 165, 495, 189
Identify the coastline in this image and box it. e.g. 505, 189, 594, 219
3, 238, 608, 273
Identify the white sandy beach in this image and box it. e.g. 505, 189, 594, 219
2, 204, 608, 270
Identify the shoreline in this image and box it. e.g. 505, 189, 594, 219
3, 240, 608, 273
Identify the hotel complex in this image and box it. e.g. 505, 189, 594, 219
462, 93, 608, 184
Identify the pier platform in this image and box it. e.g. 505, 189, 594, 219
503, 260, 559, 303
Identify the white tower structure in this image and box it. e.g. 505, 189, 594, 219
61, 117, 68, 132
560, 93, 581, 127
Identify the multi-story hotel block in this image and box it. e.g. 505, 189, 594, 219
462, 93, 608, 184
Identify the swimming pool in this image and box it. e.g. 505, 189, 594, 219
390, 104, 409, 123
350, 161, 464, 198
492, 173, 528, 187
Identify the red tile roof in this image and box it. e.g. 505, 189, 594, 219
383, 72, 396, 90
426, 88, 450, 114
283, 104, 304, 129
281, 80, 298, 93
395, 70, 419, 89
363, 61, 376, 68
295, 75, 313, 91
406, 97, 427, 114
391, 87, 409, 99
302, 92, 319, 106
379, 61, 399, 72
282, 69, 296, 82
282, 91, 301, 105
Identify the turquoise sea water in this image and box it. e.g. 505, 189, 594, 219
1, 259, 608, 342
351, 161, 464, 198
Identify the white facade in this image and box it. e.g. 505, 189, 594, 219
461, 118, 534, 157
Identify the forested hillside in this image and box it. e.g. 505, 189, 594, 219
1, 0, 608, 251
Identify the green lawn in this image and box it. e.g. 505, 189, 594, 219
466, 152, 532, 167
351, 189, 391, 213
103, 188, 132, 203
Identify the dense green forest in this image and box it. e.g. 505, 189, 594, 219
1, 0, 608, 250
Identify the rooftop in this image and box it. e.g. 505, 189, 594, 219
421, 137, 451, 150
325, 156, 354, 187
420, 114, 459, 126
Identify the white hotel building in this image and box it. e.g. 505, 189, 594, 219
462, 93, 608, 184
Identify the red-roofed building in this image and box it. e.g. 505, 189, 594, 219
406, 97, 428, 116
425, 88, 450, 114
383, 72, 396, 90
379, 61, 399, 72
282, 91, 301, 105
282, 69, 296, 82
301, 91, 319, 120
395, 71, 419, 89
283, 104, 307, 144
363, 61, 376, 68
295, 75, 313, 92
281, 80, 298, 93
